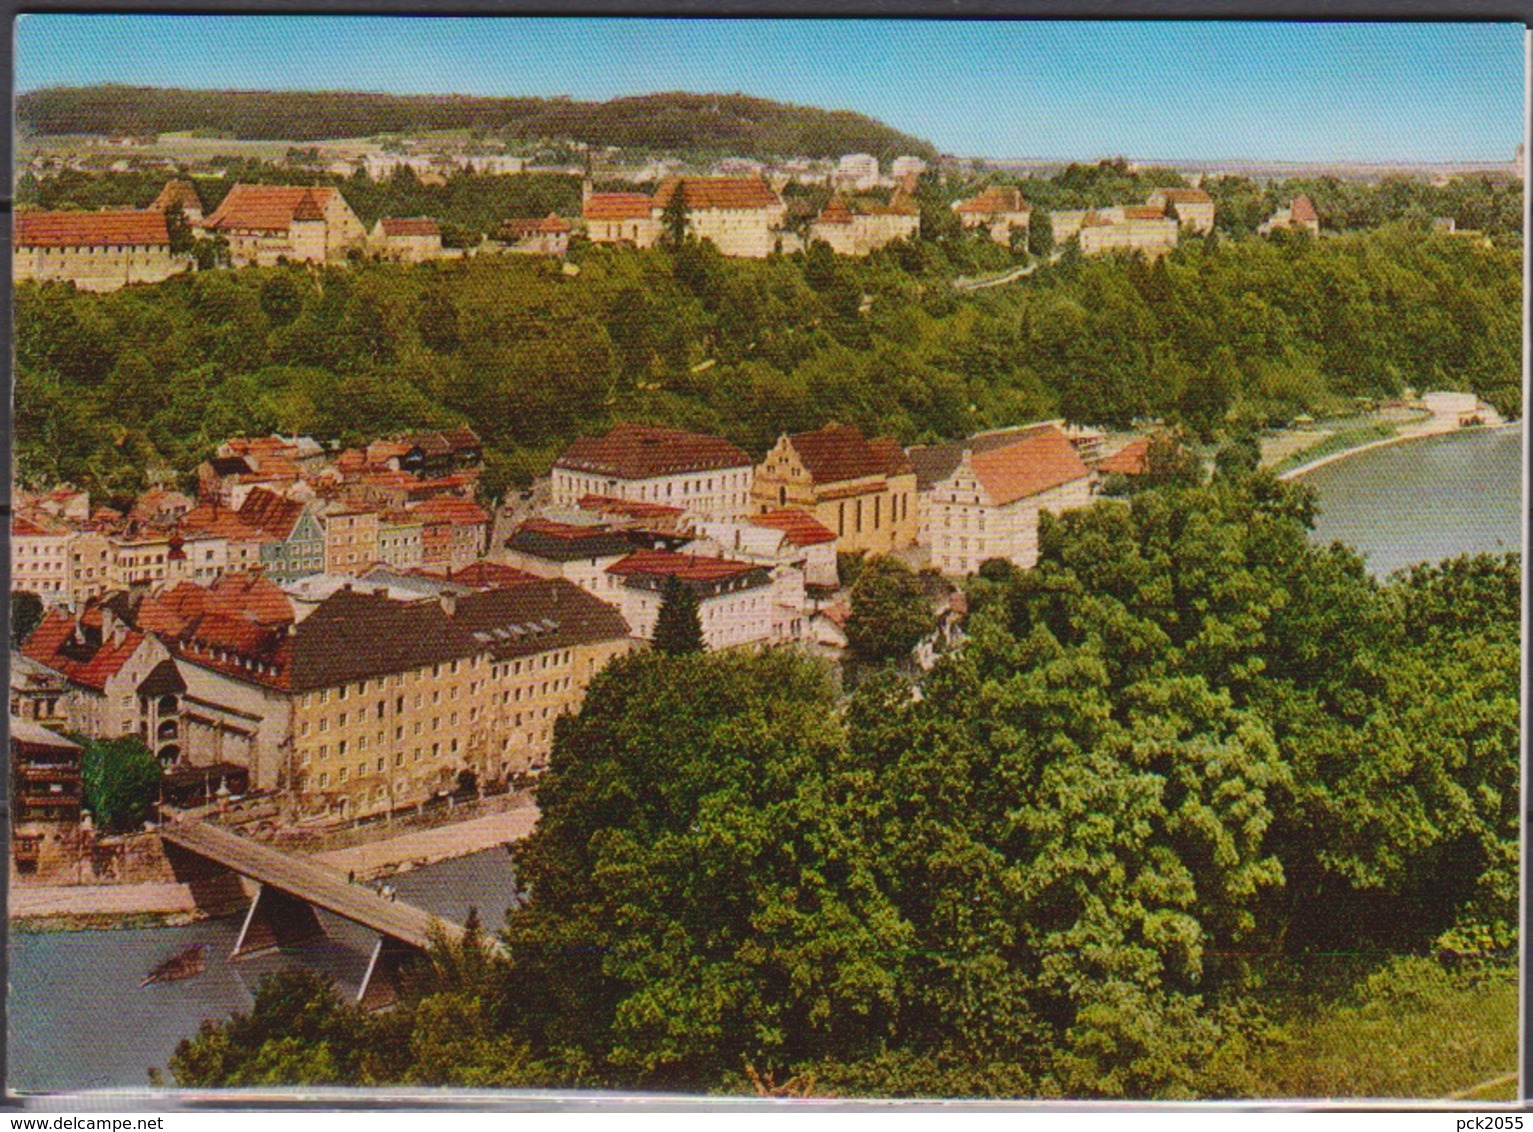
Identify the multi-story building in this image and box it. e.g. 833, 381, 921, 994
12, 513, 74, 605
835, 153, 882, 190
239, 489, 326, 583
377, 511, 426, 571
551, 424, 755, 519
752, 424, 919, 554
22, 604, 175, 750
370, 217, 444, 262
320, 506, 381, 575
1078, 206, 1179, 257
281, 580, 632, 818
414, 496, 490, 573
500, 519, 637, 600
915, 425, 1095, 575
11, 652, 71, 725
582, 187, 662, 246
652, 177, 791, 258
10, 717, 84, 827
13, 209, 191, 292
952, 186, 1033, 246
890, 156, 928, 182
808, 193, 921, 256
606, 549, 775, 651
200, 184, 367, 267
1145, 187, 1216, 234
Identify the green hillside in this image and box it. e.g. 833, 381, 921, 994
16, 86, 938, 161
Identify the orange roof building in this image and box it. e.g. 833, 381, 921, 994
922, 425, 1096, 576
809, 192, 921, 257
753, 424, 920, 555
13, 209, 189, 292
553, 424, 755, 519
152, 179, 204, 223
370, 216, 444, 262
201, 183, 366, 266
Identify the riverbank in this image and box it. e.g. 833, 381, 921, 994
1278, 418, 1520, 481
11, 801, 542, 929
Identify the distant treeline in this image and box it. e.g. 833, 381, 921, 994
16, 86, 939, 162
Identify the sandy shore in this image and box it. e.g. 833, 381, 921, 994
1280, 419, 1519, 482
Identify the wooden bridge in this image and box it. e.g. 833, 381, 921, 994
161, 819, 480, 1010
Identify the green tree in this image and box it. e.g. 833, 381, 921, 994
661, 182, 690, 248
652, 575, 705, 656
1028, 210, 1055, 258
11, 591, 44, 644
80, 735, 163, 832
844, 555, 937, 666
163, 202, 196, 256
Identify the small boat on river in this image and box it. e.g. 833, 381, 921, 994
141, 943, 207, 987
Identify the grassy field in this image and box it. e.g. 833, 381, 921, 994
1267, 423, 1399, 477
1245, 955, 1519, 1101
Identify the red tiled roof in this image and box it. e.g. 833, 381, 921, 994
177, 503, 271, 544
22, 610, 150, 692
817, 197, 855, 225
203, 184, 341, 233
1099, 437, 1153, 476
153, 180, 202, 213
577, 495, 686, 521
1122, 205, 1167, 221
412, 496, 489, 526
449, 561, 540, 589
557, 423, 751, 480
787, 424, 911, 485
379, 217, 440, 238
968, 428, 1092, 506
237, 488, 308, 541
954, 187, 1028, 217
583, 192, 654, 222
1291, 195, 1319, 224
751, 508, 836, 547
12, 513, 68, 537
1154, 188, 1213, 204
15, 209, 171, 249
607, 548, 762, 584
653, 177, 782, 213
501, 214, 571, 236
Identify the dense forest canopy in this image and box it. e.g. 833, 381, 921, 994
14, 188, 1521, 503
17, 86, 939, 161
166, 470, 1521, 1097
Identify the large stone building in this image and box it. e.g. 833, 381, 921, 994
201, 184, 367, 266
1145, 187, 1216, 234
606, 549, 776, 651
912, 425, 1095, 575
953, 186, 1033, 246
369, 217, 444, 262
753, 424, 919, 554
1078, 206, 1179, 258
582, 188, 663, 247
13, 209, 190, 292
808, 193, 920, 256
551, 424, 755, 519
653, 177, 792, 258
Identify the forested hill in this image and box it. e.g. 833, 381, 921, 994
16, 86, 938, 160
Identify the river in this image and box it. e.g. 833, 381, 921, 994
8, 847, 520, 1093
1298, 424, 1523, 577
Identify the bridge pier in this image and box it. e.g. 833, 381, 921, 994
356, 934, 419, 1012
232, 882, 326, 959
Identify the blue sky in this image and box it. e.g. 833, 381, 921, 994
14, 16, 1527, 162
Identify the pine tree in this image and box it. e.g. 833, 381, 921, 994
661, 181, 690, 247
653, 575, 705, 656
